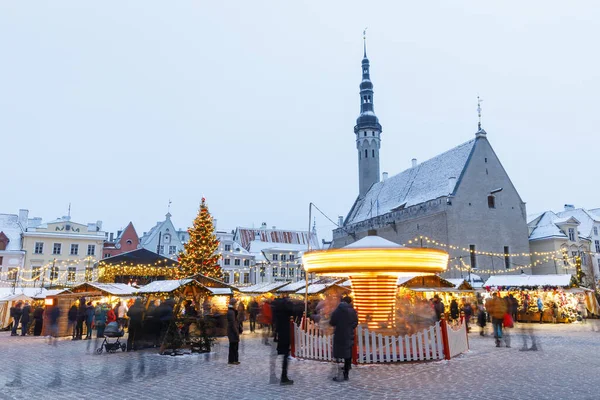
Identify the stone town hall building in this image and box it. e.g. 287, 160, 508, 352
332, 44, 531, 279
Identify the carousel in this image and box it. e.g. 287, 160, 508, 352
302, 235, 449, 331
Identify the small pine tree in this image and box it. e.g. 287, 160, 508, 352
177, 198, 221, 279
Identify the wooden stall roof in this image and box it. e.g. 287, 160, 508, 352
396, 275, 454, 288
99, 248, 178, 266
70, 282, 137, 296
136, 279, 234, 295
445, 279, 474, 290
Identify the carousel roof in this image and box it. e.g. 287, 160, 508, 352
343, 235, 403, 249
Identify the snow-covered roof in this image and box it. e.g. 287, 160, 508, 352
136, 279, 194, 294
234, 227, 319, 251
556, 208, 600, 239
345, 139, 476, 225
0, 293, 32, 303
277, 280, 309, 293
396, 276, 417, 286
446, 279, 467, 288
528, 211, 569, 241
484, 274, 572, 288
207, 287, 233, 295
0, 214, 24, 251
238, 282, 288, 294
0, 287, 67, 299
294, 283, 349, 295
343, 235, 402, 249
73, 282, 137, 296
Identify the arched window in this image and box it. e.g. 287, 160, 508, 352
365, 149, 368, 158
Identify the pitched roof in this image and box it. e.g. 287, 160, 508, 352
0, 214, 24, 251
484, 274, 572, 288
234, 227, 318, 251
345, 139, 477, 225
528, 211, 569, 241
556, 208, 600, 239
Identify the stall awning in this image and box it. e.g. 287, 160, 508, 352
208, 287, 233, 295
484, 274, 573, 288
238, 282, 289, 294
0, 287, 68, 300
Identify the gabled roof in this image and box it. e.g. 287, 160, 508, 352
136, 279, 195, 294
484, 274, 572, 288
556, 208, 600, 239
0, 214, 25, 251
116, 222, 139, 243
528, 211, 569, 241
234, 227, 319, 251
71, 282, 137, 296
99, 248, 178, 267
345, 138, 477, 225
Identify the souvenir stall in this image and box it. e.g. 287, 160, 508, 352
0, 293, 31, 330
43, 291, 96, 337
483, 274, 595, 323
396, 275, 476, 306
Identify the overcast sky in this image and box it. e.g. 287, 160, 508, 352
1, 1, 598, 242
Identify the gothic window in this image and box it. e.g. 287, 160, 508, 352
372, 149, 375, 157
365, 149, 368, 158
487, 195, 495, 209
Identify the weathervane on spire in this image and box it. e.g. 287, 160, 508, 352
477, 95, 483, 130
363, 27, 368, 57
168, 199, 172, 213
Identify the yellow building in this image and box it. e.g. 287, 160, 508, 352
21, 216, 105, 287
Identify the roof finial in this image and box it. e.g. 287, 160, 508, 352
67, 202, 71, 218
477, 95, 483, 130
168, 199, 172, 213
363, 27, 368, 58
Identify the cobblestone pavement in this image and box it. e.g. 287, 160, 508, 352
1, 321, 599, 400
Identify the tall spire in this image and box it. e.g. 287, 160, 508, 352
355, 31, 382, 197
476, 95, 487, 137
363, 27, 368, 58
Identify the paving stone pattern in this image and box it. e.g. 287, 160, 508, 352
1, 321, 599, 400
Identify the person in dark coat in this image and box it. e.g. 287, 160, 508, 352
84, 302, 95, 339
433, 295, 445, 321
272, 295, 294, 385
449, 298, 459, 321
75, 297, 86, 340
329, 296, 358, 382
127, 299, 145, 351
10, 301, 23, 336
227, 298, 240, 365
94, 303, 108, 338
20, 302, 31, 336
33, 305, 44, 336
249, 300, 259, 333
67, 304, 78, 339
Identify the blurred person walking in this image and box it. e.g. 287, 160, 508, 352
249, 299, 259, 333
20, 302, 31, 336
95, 303, 108, 338
487, 292, 507, 347
10, 301, 23, 336
433, 295, 445, 322
476, 302, 487, 336
33, 304, 44, 336
85, 302, 95, 339
449, 297, 459, 322
75, 297, 86, 340
47, 304, 61, 346
537, 297, 544, 324
330, 296, 358, 382
227, 298, 240, 365
67, 304, 78, 339
127, 299, 145, 351
273, 295, 294, 385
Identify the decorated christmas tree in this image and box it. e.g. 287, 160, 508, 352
177, 198, 221, 279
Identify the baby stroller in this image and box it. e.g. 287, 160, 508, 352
96, 322, 126, 353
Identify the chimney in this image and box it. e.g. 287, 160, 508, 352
411, 158, 417, 168
448, 177, 457, 194
261, 222, 267, 229
18, 209, 29, 229
117, 230, 123, 237
96, 220, 103, 231
382, 172, 388, 181
338, 216, 344, 226
564, 204, 575, 211
109, 232, 114, 242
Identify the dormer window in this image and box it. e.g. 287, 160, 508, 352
568, 228, 575, 241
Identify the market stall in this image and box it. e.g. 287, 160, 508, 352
483, 274, 598, 323
69, 282, 137, 307
0, 293, 31, 330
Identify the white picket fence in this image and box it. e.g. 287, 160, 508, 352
293, 318, 468, 363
